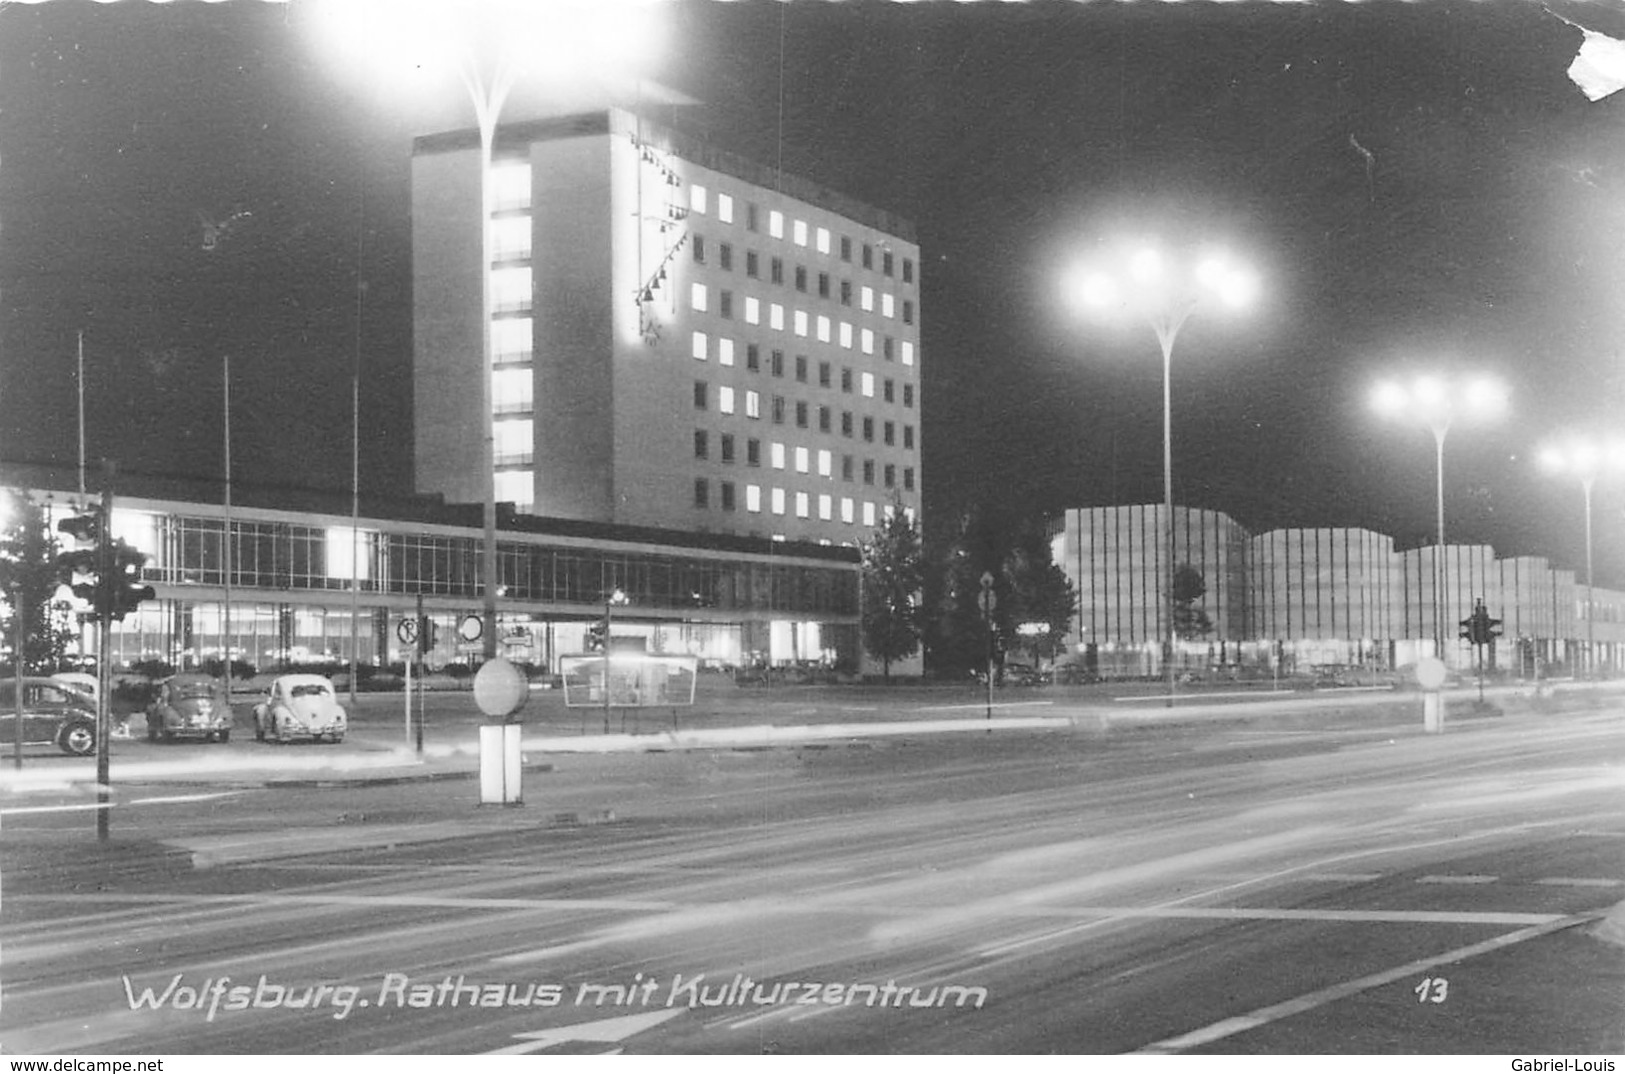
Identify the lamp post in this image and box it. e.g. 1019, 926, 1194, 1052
1372, 374, 1507, 663
603, 587, 627, 732
1073, 243, 1256, 704
1538, 436, 1625, 678
311, 0, 665, 663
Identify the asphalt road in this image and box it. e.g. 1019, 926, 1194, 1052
2, 693, 1621, 1055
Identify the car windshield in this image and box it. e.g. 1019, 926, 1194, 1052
174, 682, 217, 698
290, 684, 331, 698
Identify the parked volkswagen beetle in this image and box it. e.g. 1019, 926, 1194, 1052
145, 674, 233, 743
253, 675, 347, 744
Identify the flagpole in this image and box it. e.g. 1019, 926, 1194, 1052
77, 331, 86, 497
222, 355, 232, 680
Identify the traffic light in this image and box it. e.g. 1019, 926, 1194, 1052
1459, 613, 1478, 644
55, 507, 107, 615
585, 616, 608, 652
1460, 600, 1504, 646
416, 615, 438, 656
107, 540, 155, 622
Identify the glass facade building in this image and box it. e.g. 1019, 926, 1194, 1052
1053, 504, 1623, 678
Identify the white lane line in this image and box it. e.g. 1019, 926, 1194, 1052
1137, 911, 1603, 1054
5, 891, 677, 913
1, 791, 242, 816
1417, 874, 1498, 885
1535, 877, 1625, 888
915, 701, 1054, 712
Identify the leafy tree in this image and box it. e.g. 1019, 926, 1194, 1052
860, 501, 924, 683
0, 492, 78, 672
924, 509, 1077, 676
1171, 563, 1214, 640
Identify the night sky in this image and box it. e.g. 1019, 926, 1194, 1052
4, 1, 1625, 584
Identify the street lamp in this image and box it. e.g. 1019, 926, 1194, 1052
1070, 241, 1257, 702
1538, 435, 1625, 677
309, 0, 664, 662
1371, 373, 1507, 661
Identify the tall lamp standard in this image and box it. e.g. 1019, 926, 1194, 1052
1071, 244, 1256, 703
310, 1, 664, 662
1538, 436, 1625, 678
1371, 374, 1507, 660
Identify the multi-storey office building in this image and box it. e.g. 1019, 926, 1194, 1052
1052, 504, 1622, 678
411, 108, 923, 545
2, 470, 861, 674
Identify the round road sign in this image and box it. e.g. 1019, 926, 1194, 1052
1415, 656, 1447, 691
473, 656, 529, 718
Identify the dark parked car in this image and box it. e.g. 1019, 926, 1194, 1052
145, 674, 233, 742
0, 678, 98, 756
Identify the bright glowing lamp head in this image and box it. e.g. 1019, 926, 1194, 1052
1077, 271, 1119, 310
1538, 445, 1567, 473
1371, 380, 1409, 418
1129, 246, 1163, 286
1412, 375, 1445, 409
1463, 377, 1507, 419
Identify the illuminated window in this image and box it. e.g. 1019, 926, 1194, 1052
818, 494, 832, 521
719, 386, 735, 414
793, 219, 808, 246
771, 487, 786, 515
817, 227, 831, 254
718, 338, 735, 366
861, 286, 874, 312
492, 318, 532, 362
770, 304, 785, 331
747, 484, 762, 513
769, 210, 784, 239
902, 341, 915, 366
771, 442, 786, 470
492, 368, 532, 415
689, 184, 707, 214
861, 328, 874, 355
882, 293, 895, 318
817, 315, 831, 343
491, 162, 530, 210
817, 449, 832, 477
690, 283, 707, 312
841, 497, 855, 524
863, 501, 876, 527
795, 446, 809, 473
718, 193, 734, 223
493, 418, 533, 464
839, 322, 853, 349
491, 216, 530, 262
324, 525, 372, 581
795, 491, 810, 518
691, 331, 707, 360
745, 296, 760, 325
794, 310, 808, 337
746, 390, 760, 419
494, 470, 533, 509
861, 372, 875, 398
491, 267, 531, 313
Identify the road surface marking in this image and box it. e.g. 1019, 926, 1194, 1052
1136, 911, 1602, 1054
7, 891, 678, 913
1417, 874, 1498, 884
485, 1009, 684, 1054
1535, 876, 1624, 888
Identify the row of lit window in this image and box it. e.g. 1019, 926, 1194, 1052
692, 382, 916, 448
684, 184, 914, 283
692, 337, 915, 404
690, 283, 915, 331
692, 235, 914, 308
693, 431, 917, 490
692, 482, 900, 526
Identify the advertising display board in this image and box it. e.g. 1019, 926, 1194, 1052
559, 653, 699, 708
